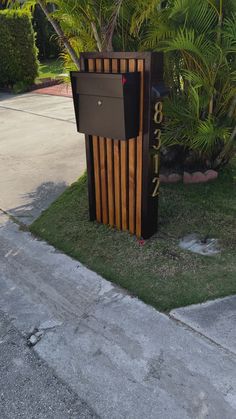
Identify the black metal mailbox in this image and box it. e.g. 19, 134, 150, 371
70, 72, 140, 140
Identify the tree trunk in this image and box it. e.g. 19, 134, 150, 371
103, 0, 123, 52
91, 21, 102, 52
37, 0, 80, 69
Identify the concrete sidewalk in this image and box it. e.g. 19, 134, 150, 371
0, 92, 85, 224
171, 296, 236, 355
0, 211, 236, 419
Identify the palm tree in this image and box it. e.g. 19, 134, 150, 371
8, 0, 135, 68
133, 0, 236, 169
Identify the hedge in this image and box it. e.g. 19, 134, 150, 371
0, 10, 39, 89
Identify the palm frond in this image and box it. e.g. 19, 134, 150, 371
190, 119, 231, 153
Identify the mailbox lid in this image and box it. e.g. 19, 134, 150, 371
74, 72, 139, 98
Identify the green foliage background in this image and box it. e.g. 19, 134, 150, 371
33, 4, 60, 60
0, 9, 39, 89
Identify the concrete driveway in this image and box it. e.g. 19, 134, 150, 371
0, 92, 85, 224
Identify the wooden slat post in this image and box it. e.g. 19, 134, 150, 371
75, 52, 164, 239
128, 59, 137, 234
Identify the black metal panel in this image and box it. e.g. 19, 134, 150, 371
79, 95, 125, 139
70, 71, 140, 140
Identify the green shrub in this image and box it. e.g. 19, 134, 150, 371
0, 10, 39, 89
137, 0, 236, 169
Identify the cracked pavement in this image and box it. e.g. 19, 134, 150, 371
0, 311, 99, 419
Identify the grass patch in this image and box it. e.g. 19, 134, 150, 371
38, 59, 65, 80
30, 159, 236, 312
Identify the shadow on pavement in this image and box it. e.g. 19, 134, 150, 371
8, 181, 67, 225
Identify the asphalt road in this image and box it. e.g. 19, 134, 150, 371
0, 310, 98, 419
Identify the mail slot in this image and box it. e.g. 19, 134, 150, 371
70, 72, 140, 140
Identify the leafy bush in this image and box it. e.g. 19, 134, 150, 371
135, 0, 236, 169
0, 9, 39, 89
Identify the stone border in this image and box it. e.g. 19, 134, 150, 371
28, 79, 62, 92
160, 170, 218, 184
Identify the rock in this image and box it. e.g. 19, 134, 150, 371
159, 174, 168, 184
191, 171, 208, 183
35, 331, 43, 338
28, 335, 38, 346
179, 234, 220, 256
28, 326, 38, 336
183, 170, 218, 184
183, 172, 192, 184
168, 173, 182, 183
205, 169, 218, 181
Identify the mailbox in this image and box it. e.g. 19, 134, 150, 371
70, 72, 140, 140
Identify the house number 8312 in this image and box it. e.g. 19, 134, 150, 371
151, 101, 163, 197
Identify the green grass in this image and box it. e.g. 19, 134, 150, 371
30, 158, 236, 312
38, 59, 65, 80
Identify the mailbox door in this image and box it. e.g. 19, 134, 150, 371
79, 95, 126, 139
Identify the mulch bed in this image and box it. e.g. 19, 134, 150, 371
32, 82, 72, 98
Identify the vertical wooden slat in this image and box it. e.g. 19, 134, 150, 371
113, 140, 121, 229
136, 59, 144, 238
112, 59, 121, 229
95, 58, 103, 72
88, 59, 101, 223
128, 59, 137, 234
111, 58, 119, 73
103, 58, 110, 72
104, 59, 115, 226
120, 59, 128, 231
106, 140, 114, 226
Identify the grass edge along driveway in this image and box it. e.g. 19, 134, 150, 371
30, 159, 236, 312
